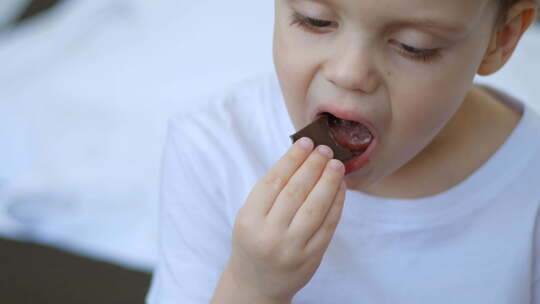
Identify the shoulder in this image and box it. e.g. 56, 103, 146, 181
489, 87, 540, 200
169, 72, 286, 145
164, 72, 292, 204
469, 84, 540, 197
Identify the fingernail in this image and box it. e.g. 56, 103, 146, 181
317, 145, 333, 158
329, 159, 344, 171
296, 137, 313, 150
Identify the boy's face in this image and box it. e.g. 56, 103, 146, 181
273, 0, 499, 191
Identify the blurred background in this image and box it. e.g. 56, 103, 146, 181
0, 1, 538, 303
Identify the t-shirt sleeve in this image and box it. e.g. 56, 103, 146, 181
532, 202, 540, 303
146, 118, 233, 304
534, 281, 540, 303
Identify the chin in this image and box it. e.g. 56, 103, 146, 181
343, 170, 373, 191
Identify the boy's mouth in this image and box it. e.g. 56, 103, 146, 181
291, 108, 378, 172
321, 112, 374, 155
314, 111, 375, 158
314, 110, 378, 174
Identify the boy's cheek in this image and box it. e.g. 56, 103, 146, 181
274, 36, 311, 94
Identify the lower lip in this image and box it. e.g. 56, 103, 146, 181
344, 138, 377, 175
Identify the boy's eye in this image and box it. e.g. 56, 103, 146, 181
290, 12, 335, 31
289, 11, 442, 64
389, 39, 442, 63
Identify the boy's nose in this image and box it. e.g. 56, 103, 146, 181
323, 45, 380, 94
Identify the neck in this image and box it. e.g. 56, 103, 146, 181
359, 85, 521, 199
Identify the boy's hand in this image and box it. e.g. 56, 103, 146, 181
222, 137, 346, 303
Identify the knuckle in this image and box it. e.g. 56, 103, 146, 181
323, 167, 343, 186
336, 194, 345, 206
275, 248, 303, 271
249, 231, 302, 270
262, 174, 284, 191
323, 218, 339, 234
283, 182, 305, 202
234, 213, 255, 239
304, 154, 327, 172
325, 161, 343, 177
235, 212, 251, 231
267, 235, 301, 268
286, 148, 306, 165
253, 232, 282, 259
303, 205, 314, 217
303, 204, 323, 218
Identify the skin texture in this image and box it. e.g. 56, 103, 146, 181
212, 139, 346, 304
273, 0, 537, 197
211, 0, 538, 303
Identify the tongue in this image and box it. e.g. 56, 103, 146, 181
328, 117, 373, 151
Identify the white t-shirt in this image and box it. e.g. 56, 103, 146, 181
146, 72, 540, 304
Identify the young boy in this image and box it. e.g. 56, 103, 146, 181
147, 0, 540, 303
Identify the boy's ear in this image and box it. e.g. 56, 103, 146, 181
477, 0, 538, 76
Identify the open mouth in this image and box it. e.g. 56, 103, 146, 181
320, 112, 375, 158
290, 110, 377, 169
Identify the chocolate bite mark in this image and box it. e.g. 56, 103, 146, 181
290, 115, 362, 163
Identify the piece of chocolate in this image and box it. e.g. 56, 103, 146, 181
290, 115, 358, 163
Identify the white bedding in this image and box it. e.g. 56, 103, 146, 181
0, 0, 537, 272
0, 0, 274, 271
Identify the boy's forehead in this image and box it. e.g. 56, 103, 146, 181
285, 0, 490, 15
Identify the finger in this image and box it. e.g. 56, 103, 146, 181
288, 159, 345, 249
267, 145, 334, 227
304, 181, 346, 254
243, 137, 313, 217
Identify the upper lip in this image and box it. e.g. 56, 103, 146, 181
311, 104, 378, 139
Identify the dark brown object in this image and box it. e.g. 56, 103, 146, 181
14, 0, 64, 24
290, 115, 360, 163
0, 238, 151, 304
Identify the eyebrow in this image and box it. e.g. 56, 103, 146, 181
288, 0, 337, 6
391, 17, 467, 33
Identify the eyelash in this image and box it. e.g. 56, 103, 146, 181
289, 12, 442, 63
